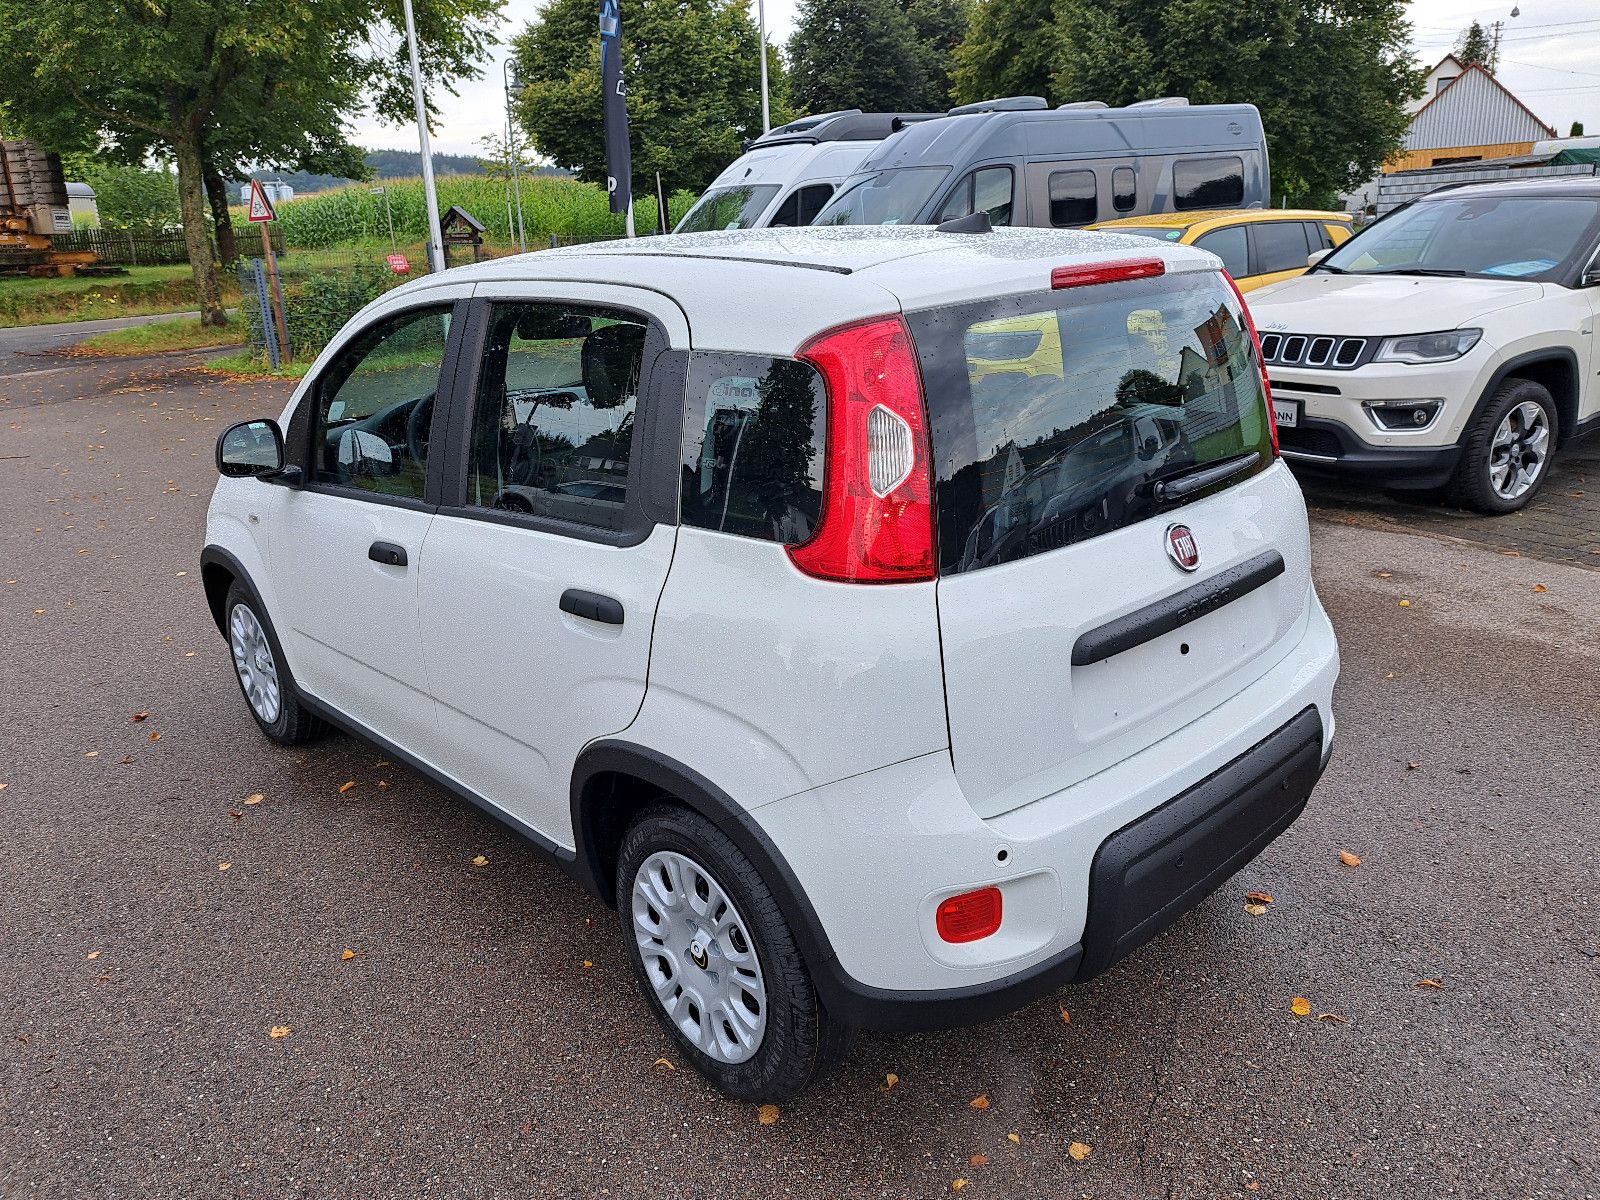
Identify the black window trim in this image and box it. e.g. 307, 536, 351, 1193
286, 297, 471, 514
429, 295, 685, 550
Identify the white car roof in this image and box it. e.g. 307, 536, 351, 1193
705, 140, 876, 189
400, 227, 1223, 355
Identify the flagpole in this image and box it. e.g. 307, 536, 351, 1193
757, 0, 771, 133
401, 0, 446, 273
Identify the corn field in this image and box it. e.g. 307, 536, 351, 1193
240, 174, 699, 250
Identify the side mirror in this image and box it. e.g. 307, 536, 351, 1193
217, 419, 286, 478
1306, 249, 1333, 269
1582, 267, 1600, 288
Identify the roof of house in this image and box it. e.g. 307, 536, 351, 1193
1404, 62, 1556, 151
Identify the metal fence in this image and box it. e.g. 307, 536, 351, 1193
53, 227, 287, 266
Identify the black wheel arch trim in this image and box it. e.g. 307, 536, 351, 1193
200, 544, 261, 637
1473, 348, 1580, 446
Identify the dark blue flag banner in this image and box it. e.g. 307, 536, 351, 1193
599, 0, 632, 217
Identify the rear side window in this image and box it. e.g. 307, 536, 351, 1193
906, 272, 1273, 574
770, 184, 834, 227
1193, 225, 1249, 277
1112, 167, 1136, 213
1174, 157, 1245, 210
680, 352, 827, 545
1253, 221, 1312, 274
1048, 170, 1097, 226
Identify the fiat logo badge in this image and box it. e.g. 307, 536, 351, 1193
1165, 524, 1200, 572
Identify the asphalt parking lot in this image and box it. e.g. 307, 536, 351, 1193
2, 345, 1598, 1199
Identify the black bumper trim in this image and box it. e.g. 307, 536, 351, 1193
1280, 417, 1460, 490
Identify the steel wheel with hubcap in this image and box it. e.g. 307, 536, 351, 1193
617, 805, 852, 1100
230, 602, 281, 724
1450, 378, 1559, 514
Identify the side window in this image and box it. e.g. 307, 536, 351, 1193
771, 183, 835, 227
1253, 220, 1313, 274
1112, 166, 1136, 213
936, 168, 1014, 226
1193, 225, 1249, 277
463, 302, 647, 533
1173, 156, 1245, 210
313, 307, 451, 500
1309, 222, 1334, 250
680, 352, 827, 545
1048, 169, 1098, 226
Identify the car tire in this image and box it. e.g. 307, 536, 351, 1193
616, 805, 853, 1100
1448, 378, 1559, 514
224, 582, 326, 746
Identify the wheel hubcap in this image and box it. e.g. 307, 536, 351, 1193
229, 603, 281, 723
631, 850, 767, 1064
1488, 401, 1549, 501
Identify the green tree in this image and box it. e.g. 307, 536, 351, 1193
513, 0, 782, 197
63, 161, 182, 233
1453, 21, 1493, 69
0, 0, 498, 325
951, 0, 1060, 105
1571, 121, 1585, 137
787, 0, 969, 113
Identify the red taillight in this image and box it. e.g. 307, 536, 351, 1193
1223, 270, 1279, 458
936, 887, 1003, 944
1051, 257, 1166, 289
789, 316, 937, 584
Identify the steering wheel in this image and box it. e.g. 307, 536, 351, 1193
406, 393, 434, 464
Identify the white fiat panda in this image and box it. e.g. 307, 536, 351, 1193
205, 225, 1339, 1100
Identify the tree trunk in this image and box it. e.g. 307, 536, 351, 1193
203, 158, 238, 268
172, 127, 227, 327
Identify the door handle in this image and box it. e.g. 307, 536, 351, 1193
368, 540, 408, 567
560, 588, 624, 625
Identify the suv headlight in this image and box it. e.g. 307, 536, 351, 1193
1374, 329, 1482, 364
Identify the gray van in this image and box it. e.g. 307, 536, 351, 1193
811, 97, 1269, 229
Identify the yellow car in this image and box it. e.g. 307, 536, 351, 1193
1087, 209, 1354, 291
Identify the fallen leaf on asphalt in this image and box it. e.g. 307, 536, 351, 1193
951, 1180, 968, 1193
269, 1026, 291, 1039
970, 1094, 990, 1110
652, 1057, 675, 1070
229, 810, 242, 820
175, 571, 188, 577
1316, 1012, 1347, 1024
1406, 761, 1420, 770
1246, 1182, 1261, 1192
1376, 571, 1391, 578
1059, 1006, 1071, 1025
582, 960, 593, 969
1532, 584, 1548, 594
374, 760, 390, 768
1338, 850, 1362, 868
1007, 1133, 1020, 1144
338, 781, 356, 794
1245, 890, 1274, 904
1398, 599, 1411, 608
1416, 979, 1443, 989
757, 1104, 780, 1125
341, 949, 356, 961
0, 783, 7, 792
881, 1072, 900, 1092
377, 780, 391, 790
243, 793, 263, 805
117, 755, 133, 765
1244, 903, 1268, 917
218, 862, 232, 872
131, 712, 149, 722
472, 855, 489, 867
34, 609, 44, 615
1290, 996, 1312, 1016
86, 951, 100, 960
84, 751, 99, 758
148, 731, 161, 742
970, 1153, 989, 1166
1068, 1141, 1093, 1161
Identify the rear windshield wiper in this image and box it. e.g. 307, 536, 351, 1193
1363, 267, 1467, 277
1149, 452, 1261, 503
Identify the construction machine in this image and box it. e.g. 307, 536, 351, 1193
0, 139, 99, 276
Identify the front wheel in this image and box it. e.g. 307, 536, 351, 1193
1449, 379, 1558, 514
617, 805, 852, 1100
225, 583, 326, 746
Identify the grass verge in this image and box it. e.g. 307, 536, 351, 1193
71, 318, 245, 356
0, 265, 241, 328
205, 350, 313, 380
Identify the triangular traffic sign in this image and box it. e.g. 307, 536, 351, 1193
247, 180, 276, 223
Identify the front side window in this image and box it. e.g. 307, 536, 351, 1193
1173, 156, 1245, 210
463, 303, 647, 532
313, 307, 451, 501
1048, 169, 1098, 226
812, 166, 951, 226
1320, 195, 1600, 282
936, 167, 1015, 227
770, 183, 835, 227
1253, 220, 1312, 274
680, 352, 826, 544
907, 272, 1272, 573
675, 185, 781, 232
1193, 225, 1249, 277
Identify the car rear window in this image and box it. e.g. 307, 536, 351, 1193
906, 271, 1273, 574
679, 352, 827, 545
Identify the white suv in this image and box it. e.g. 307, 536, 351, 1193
1250, 178, 1600, 512
204, 226, 1339, 1099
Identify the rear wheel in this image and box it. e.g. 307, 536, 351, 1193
1449, 379, 1558, 514
225, 583, 325, 746
617, 805, 852, 1100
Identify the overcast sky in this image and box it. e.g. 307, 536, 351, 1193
350, 0, 1600, 158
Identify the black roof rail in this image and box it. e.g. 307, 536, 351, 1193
746, 110, 941, 149
946, 96, 1050, 116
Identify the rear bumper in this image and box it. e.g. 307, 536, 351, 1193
1279, 417, 1461, 490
